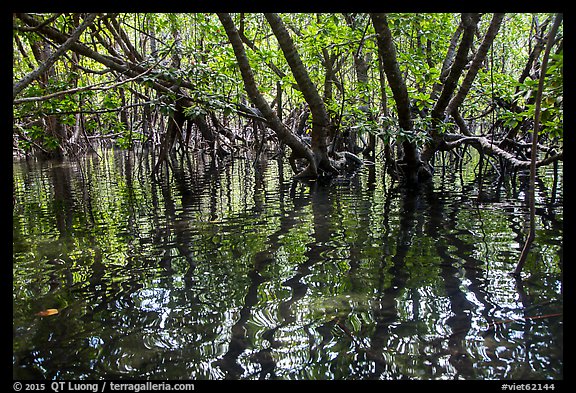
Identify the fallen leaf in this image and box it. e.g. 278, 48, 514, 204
36, 308, 59, 317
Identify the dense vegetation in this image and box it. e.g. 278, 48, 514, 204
13, 13, 563, 274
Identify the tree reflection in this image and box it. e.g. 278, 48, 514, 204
13, 149, 562, 380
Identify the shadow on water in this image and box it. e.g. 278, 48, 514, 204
13, 149, 562, 380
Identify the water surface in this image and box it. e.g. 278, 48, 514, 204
13, 149, 563, 380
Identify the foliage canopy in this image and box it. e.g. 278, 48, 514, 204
13, 13, 562, 183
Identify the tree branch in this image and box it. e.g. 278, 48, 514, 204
13, 13, 98, 100
13, 51, 163, 105
446, 13, 505, 115
431, 13, 480, 121
442, 134, 563, 169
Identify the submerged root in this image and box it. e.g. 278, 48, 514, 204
295, 164, 318, 179
396, 159, 434, 185
292, 149, 364, 179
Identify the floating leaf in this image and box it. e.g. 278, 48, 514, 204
36, 309, 59, 317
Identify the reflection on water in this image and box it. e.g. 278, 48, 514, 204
13, 149, 562, 380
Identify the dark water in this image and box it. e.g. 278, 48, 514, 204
13, 149, 563, 380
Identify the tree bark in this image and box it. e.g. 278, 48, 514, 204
371, 13, 423, 183
370, 14, 412, 132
